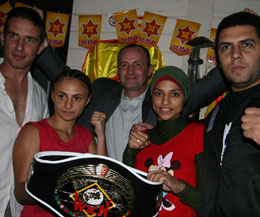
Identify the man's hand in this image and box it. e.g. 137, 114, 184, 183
128, 129, 150, 149
127, 122, 153, 149
243, 8, 258, 16
241, 107, 260, 145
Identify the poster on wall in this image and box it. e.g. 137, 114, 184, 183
138, 11, 167, 47
46, 11, 70, 48
78, 14, 102, 48
206, 28, 217, 65
113, 9, 139, 43
169, 19, 201, 56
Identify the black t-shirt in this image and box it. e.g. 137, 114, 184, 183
225, 84, 260, 124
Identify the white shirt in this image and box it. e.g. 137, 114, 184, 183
0, 71, 48, 217
105, 88, 147, 162
220, 122, 232, 166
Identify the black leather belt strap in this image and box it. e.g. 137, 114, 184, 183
26, 151, 162, 217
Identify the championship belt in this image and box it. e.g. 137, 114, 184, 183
26, 151, 162, 217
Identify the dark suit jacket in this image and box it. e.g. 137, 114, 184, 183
77, 67, 228, 134
34, 45, 66, 83
32, 45, 66, 114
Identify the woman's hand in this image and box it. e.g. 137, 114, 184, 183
90, 111, 107, 156
147, 167, 185, 194
91, 111, 106, 137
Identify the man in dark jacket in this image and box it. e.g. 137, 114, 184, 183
199, 11, 260, 217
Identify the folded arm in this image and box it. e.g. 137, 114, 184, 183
182, 67, 228, 118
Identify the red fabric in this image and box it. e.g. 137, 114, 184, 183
135, 123, 204, 217
21, 119, 92, 217
152, 75, 183, 93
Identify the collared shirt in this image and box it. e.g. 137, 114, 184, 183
0, 71, 48, 217
105, 88, 148, 162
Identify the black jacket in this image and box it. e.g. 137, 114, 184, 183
199, 84, 260, 217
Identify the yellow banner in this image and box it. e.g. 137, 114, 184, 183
114, 9, 139, 43
170, 19, 201, 56
82, 40, 164, 83
138, 11, 167, 47
46, 11, 70, 48
206, 28, 217, 65
0, 2, 12, 33
14, 2, 30, 7
78, 15, 102, 49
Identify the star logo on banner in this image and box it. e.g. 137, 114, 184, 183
0, 11, 7, 27
176, 25, 195, 45
143, 18, 161, 38
81, 19, 99, 39
118, 16, 136, 35
48, 18, 65, 38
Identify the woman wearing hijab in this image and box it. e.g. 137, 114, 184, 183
123, 66, 204, 217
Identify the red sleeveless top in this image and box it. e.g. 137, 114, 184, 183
21, 119, 92, 217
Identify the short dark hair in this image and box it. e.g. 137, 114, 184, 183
117, 44, 151, 67
52, 67, 92, 98
216, 11, 260, 46
4, 7, 46, 43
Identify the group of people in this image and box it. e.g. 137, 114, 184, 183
1, 5, 260, 217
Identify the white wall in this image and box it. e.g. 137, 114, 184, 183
67, 0, 260, 78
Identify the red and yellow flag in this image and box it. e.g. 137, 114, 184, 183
46, 11, 70, 48
78, 15, 102, 49
0, 2, 12, 33
170, 19, 201, 56
82, 40, 164, 83
113, 9, 139, 43
206, 28, 217, 65
138, 11, 167, 47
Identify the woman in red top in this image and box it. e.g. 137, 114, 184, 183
13, 68, 107, 216
124, 66, 204, 217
